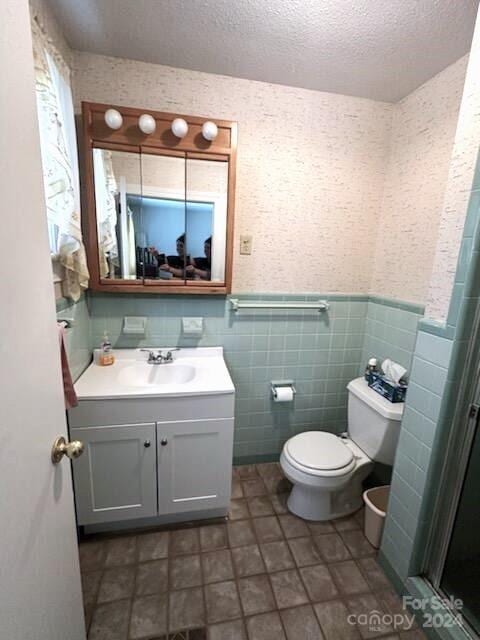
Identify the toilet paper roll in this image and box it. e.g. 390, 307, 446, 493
273, 387, 294, 402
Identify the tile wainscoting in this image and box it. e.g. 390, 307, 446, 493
86, 293, 423, 462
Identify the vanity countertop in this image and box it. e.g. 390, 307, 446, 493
74, 347, 235, 400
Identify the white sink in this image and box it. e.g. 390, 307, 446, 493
74, 347, 234, 399
117, 363, 196, 387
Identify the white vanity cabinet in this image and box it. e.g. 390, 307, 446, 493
68, 390, 235, 529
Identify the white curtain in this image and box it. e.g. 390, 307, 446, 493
31, 18, 89, 300
93, 149, 119, 277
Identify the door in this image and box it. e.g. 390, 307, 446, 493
71, 424, 157, 525
1, 2, 85, 638
157, 418, 234, 514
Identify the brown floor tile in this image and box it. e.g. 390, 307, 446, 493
280, 604, 324, 640
135, 558, 168, 596
307, 521, 335, 535
231, 477, 244, 499
314, 599, 361, 640
334, 514, 361, 532
329, 560, 370, 596
170, 528, 201, 555
236, 464, 259, 478
227, 520, 257, 547
399, 630, 427, 639
231, 544, 266, 577
256, 462, 281, 478
229, 498, 250, 520
346, 593, 393, 638
247, 495, 275, 517
137, 530, 169, 562
202, 549, 234, 584
208, 618, 247, 640
300, 564, 339, 602
378, 589, 417, 631
104, 536, 137, 567
83, 602, 94, 634
314, 533, 351, 562
97, 566, 135, 603
260, 540, 295, 572
340, 530, 375, 558
88, 599, 130, 640
270, 493, 289, 514
130, 593, 168, 639
246, 611, 287, 640
357, 557, 391, 592
263, 474, 292, 494
270, 569, 309, 609
204, 580, 242, 623
79, 541, 106, 573
288, 536, 323, 567
242, 477, 267, 497
253, 516, 283, 543
170, 554, 202, 589
200, 524, 228, 551
81, 570, 102, 607
169, 587, 205, 632
278, 514, 310, 538
238, 574, 276, 615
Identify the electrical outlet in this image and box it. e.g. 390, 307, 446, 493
240, 234, 253, 255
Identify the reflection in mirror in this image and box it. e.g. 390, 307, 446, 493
186, 157, 228, 282
140, 153, 186, 280
93, 148, 142, 280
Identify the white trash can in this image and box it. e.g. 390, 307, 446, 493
362, 485, 390, 548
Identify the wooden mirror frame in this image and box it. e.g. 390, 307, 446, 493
81, 102, 237, 294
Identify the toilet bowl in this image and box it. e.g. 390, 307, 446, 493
280, 377, 403, 521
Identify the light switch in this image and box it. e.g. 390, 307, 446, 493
182, 317, 203, 336
240, 234, 253, 255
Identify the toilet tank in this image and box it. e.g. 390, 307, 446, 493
347, 377, 404, 465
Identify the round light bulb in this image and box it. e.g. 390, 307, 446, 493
104, 108, 123, 130
202, 121, 218, 141
171, 118, 188, 138
138, 113, 156, 134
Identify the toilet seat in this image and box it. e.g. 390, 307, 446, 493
284, 431, 355, 477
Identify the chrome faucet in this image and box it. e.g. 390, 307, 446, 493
141, 349, 179, 365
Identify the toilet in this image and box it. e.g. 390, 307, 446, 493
280, 377, 403, 521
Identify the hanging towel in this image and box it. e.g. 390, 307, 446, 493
57, 323, 78, 409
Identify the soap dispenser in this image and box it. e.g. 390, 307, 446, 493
99, 332, 115, 366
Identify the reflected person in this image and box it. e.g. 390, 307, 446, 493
160, 233, 190, 278
187, 236, 212, 280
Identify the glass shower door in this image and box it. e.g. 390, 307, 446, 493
440, 408, 480, 634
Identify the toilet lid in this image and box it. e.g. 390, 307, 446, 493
286, 432, 354, 471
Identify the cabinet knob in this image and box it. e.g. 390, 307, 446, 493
144, 440, 151, 448
161, 438, 168, 446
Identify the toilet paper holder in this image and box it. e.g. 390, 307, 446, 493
271, 380, 296, 400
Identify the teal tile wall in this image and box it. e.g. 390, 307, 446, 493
89, 293, 371, 461
361, 298, 424, 374
56, 294, 91, 382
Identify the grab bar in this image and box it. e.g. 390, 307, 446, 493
229, 299, 329, 312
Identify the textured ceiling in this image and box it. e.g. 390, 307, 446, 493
47, 0, 478, 102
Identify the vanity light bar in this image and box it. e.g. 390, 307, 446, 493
229, 299, 329, 312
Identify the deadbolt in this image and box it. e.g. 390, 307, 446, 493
51, 436, 84, 464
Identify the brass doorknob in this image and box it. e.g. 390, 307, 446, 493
51, 436, 84, 464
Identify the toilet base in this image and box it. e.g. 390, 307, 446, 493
287, 481, 364, 521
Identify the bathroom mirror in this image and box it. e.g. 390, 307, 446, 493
82, 102, 237, 294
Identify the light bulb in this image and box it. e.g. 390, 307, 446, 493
202, 121, 218, 141
171, 118, 188, 138
104, 108, 123, 130
138, 113, 156, 134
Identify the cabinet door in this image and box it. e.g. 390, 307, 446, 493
71, 423, 157, 525
157, 418, 233, 515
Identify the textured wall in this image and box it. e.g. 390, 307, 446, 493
427, 17, 480, 321
72, 52, 393, 294
370, 56, 467, 305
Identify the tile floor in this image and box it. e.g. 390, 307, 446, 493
79, 463, 427, 640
